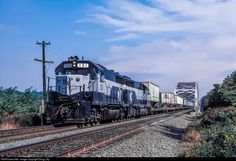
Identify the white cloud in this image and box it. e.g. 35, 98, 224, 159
99, 35, 236, 97
74, 30, 86, 35
106, 33, 139, 41
81, 0, 236, 97
87, 0, 236, 35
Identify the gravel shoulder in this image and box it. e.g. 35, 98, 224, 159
81, 112, 196, 157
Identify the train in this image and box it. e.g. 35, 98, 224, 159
43, 56, 194, 126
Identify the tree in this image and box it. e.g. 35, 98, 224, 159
203, 71, 236, 109
0, 87, 42, 116
205, 84, 230, 109
219, 71, 236, 106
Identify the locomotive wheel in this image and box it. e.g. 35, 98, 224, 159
77, 124, 84, 128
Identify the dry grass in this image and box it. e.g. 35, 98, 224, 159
180, 129, 202, 157
0, 112, 20, 130
183, 129, 202, 143
0, 122, 20, 130
180, 143, 197, 157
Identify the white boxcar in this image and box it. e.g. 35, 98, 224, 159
175, 95, 183, 106
162, 92, 175, 105
142, 81, 160, 103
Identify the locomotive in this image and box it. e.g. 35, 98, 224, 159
43, 56, 193, 126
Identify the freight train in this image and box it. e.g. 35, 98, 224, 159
43, 56, 194, 126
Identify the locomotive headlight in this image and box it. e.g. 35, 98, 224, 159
72, 61, 76, 67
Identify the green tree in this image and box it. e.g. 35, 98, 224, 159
0, 87, 42, 116
205, 84, 231, 109
203, 71, 236, 110
219, 71, 236, 106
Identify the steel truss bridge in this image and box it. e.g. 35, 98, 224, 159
175, 82, 199, 109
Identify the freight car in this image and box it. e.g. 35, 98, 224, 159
174, 95, 184, 107
43, 56, 192, 126
161, 92, 175, 108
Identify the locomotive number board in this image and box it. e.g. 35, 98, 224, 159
77, 63, 89, 68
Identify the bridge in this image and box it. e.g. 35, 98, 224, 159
174, 82, 200, 113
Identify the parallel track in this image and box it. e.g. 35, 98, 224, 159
0, 125, 77, 144
0, 125, 52, 138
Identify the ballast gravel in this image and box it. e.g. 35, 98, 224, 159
81, 112, 196, 157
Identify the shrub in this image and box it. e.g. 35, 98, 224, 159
16, 114, 33, 127
201, 107, 236, 126
195, 123, 236, 157
0, 113, 42, 129
183, 107, 236, 157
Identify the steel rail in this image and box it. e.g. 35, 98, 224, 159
0, 125, 53, 138
0, 125, 77, 144
57, 128, 142, 157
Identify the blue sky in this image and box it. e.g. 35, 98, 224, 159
1, 0, 236, 98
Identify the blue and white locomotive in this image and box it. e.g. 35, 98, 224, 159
45, 56, 156, 125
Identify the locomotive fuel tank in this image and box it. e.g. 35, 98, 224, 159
102, 109, 120, 120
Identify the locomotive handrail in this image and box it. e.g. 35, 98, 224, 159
53, 102, 77, 117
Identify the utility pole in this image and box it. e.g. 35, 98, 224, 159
34, 41, 53, 99
35, 41, 53, 125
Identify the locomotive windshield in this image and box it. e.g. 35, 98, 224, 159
57, 68, 90, 75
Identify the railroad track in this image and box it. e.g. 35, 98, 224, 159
0, 125, 53, 138
0, 125, 78, 144
0, 109, 192, 157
